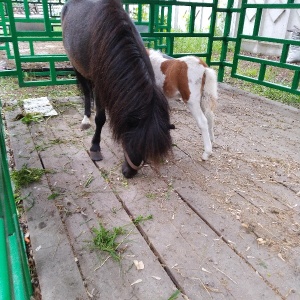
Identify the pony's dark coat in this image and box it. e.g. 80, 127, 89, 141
61, 0, 172, 177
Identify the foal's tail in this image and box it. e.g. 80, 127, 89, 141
201, 67, 218, 112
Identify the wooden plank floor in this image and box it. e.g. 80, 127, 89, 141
4, 83, 299, 300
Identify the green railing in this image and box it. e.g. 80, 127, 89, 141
231, 0, 300, 95
0, 101, 33, 300
0, 0, 299, 92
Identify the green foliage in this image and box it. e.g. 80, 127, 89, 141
133, 214, 153, 225
11, 165, 46, 189
20, 113, 44, 124
91, 224, 127, 261
168, 290, 181, 300
173, 36, 207, 54
47, 192, 60, 200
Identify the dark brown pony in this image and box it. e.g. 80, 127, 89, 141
61, 0, 172, 178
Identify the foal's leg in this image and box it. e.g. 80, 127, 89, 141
74, 69, 93, 130
90, 108, 106, 161
205, 110, 215, 143
187, 96, 212, 160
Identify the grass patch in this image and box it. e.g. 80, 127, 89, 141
133, 214, 153, 225
91, 215, 153, 261
145, 192, 156, 199
0, 76, 79, 104
11, 165, 47, 189
47, 192, 60, 200
91, 224, 127, 261
168, 290, 181, 300
20, 113, 44, 125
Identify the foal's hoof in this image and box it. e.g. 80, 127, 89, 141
201, 151, 211, 161
90, 150, 103, 161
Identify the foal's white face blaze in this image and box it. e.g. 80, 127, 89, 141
148, 49, 218, 161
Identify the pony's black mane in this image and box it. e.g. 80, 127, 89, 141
89, 0, 172, 163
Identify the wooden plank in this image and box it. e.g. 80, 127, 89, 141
4, 107, 88, 300
157, 86, 300, 299
92, 141, 282, 299
27, 103, 184, 300
76, 117, 281, 298
4, 82, 299, 300
84, 85, 299, 299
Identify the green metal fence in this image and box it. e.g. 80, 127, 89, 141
0, 0, 299, 94
231, 0, 300, 94
0, 101, 33, 300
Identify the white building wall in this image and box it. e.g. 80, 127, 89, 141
172, 0, 300, 57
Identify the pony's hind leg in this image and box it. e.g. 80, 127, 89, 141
90, 108, 106, 161
74, 69, 93, 130
187, 97, 212, 160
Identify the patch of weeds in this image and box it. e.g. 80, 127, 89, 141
133, 214, 153, 225
53, 101, 79, 114
145, 192, 156, 199
47, 192, 60, 200
121, 178, 128, 188
258, 260, 268, 269
163, 182, 174, 201
84, 174, 94, 188
111, 206, 121, 214
91, 224, 127, 261
14, 192, 24, 214
168, 290, 181, 300
101, 169, 110, 182
35, 143, 47, 152
49, 138, 64, 145
0, 77, 79, 103
3, 103, 18, 112
20, 113, 44, 125
11, 165, 47, 189
14, 191, 34, 213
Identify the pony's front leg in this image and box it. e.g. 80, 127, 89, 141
73, 68, 94, 130
90, 109, 106, 161
187, 98, 212, 160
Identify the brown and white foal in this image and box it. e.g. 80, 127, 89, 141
147, 49, 217, 160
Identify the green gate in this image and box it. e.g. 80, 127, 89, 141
0, 0, 299, 91
0, 101, 33, 300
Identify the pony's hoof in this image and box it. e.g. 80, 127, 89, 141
80, 123, 91, 130
81, 116, 91, 130
90, 150, 103, 161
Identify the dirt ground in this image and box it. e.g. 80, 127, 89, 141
3, 82, 299, 299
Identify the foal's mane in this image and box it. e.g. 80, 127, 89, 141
89, 0, 172, 163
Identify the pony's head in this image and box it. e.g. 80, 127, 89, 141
115, 85, 173, 178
